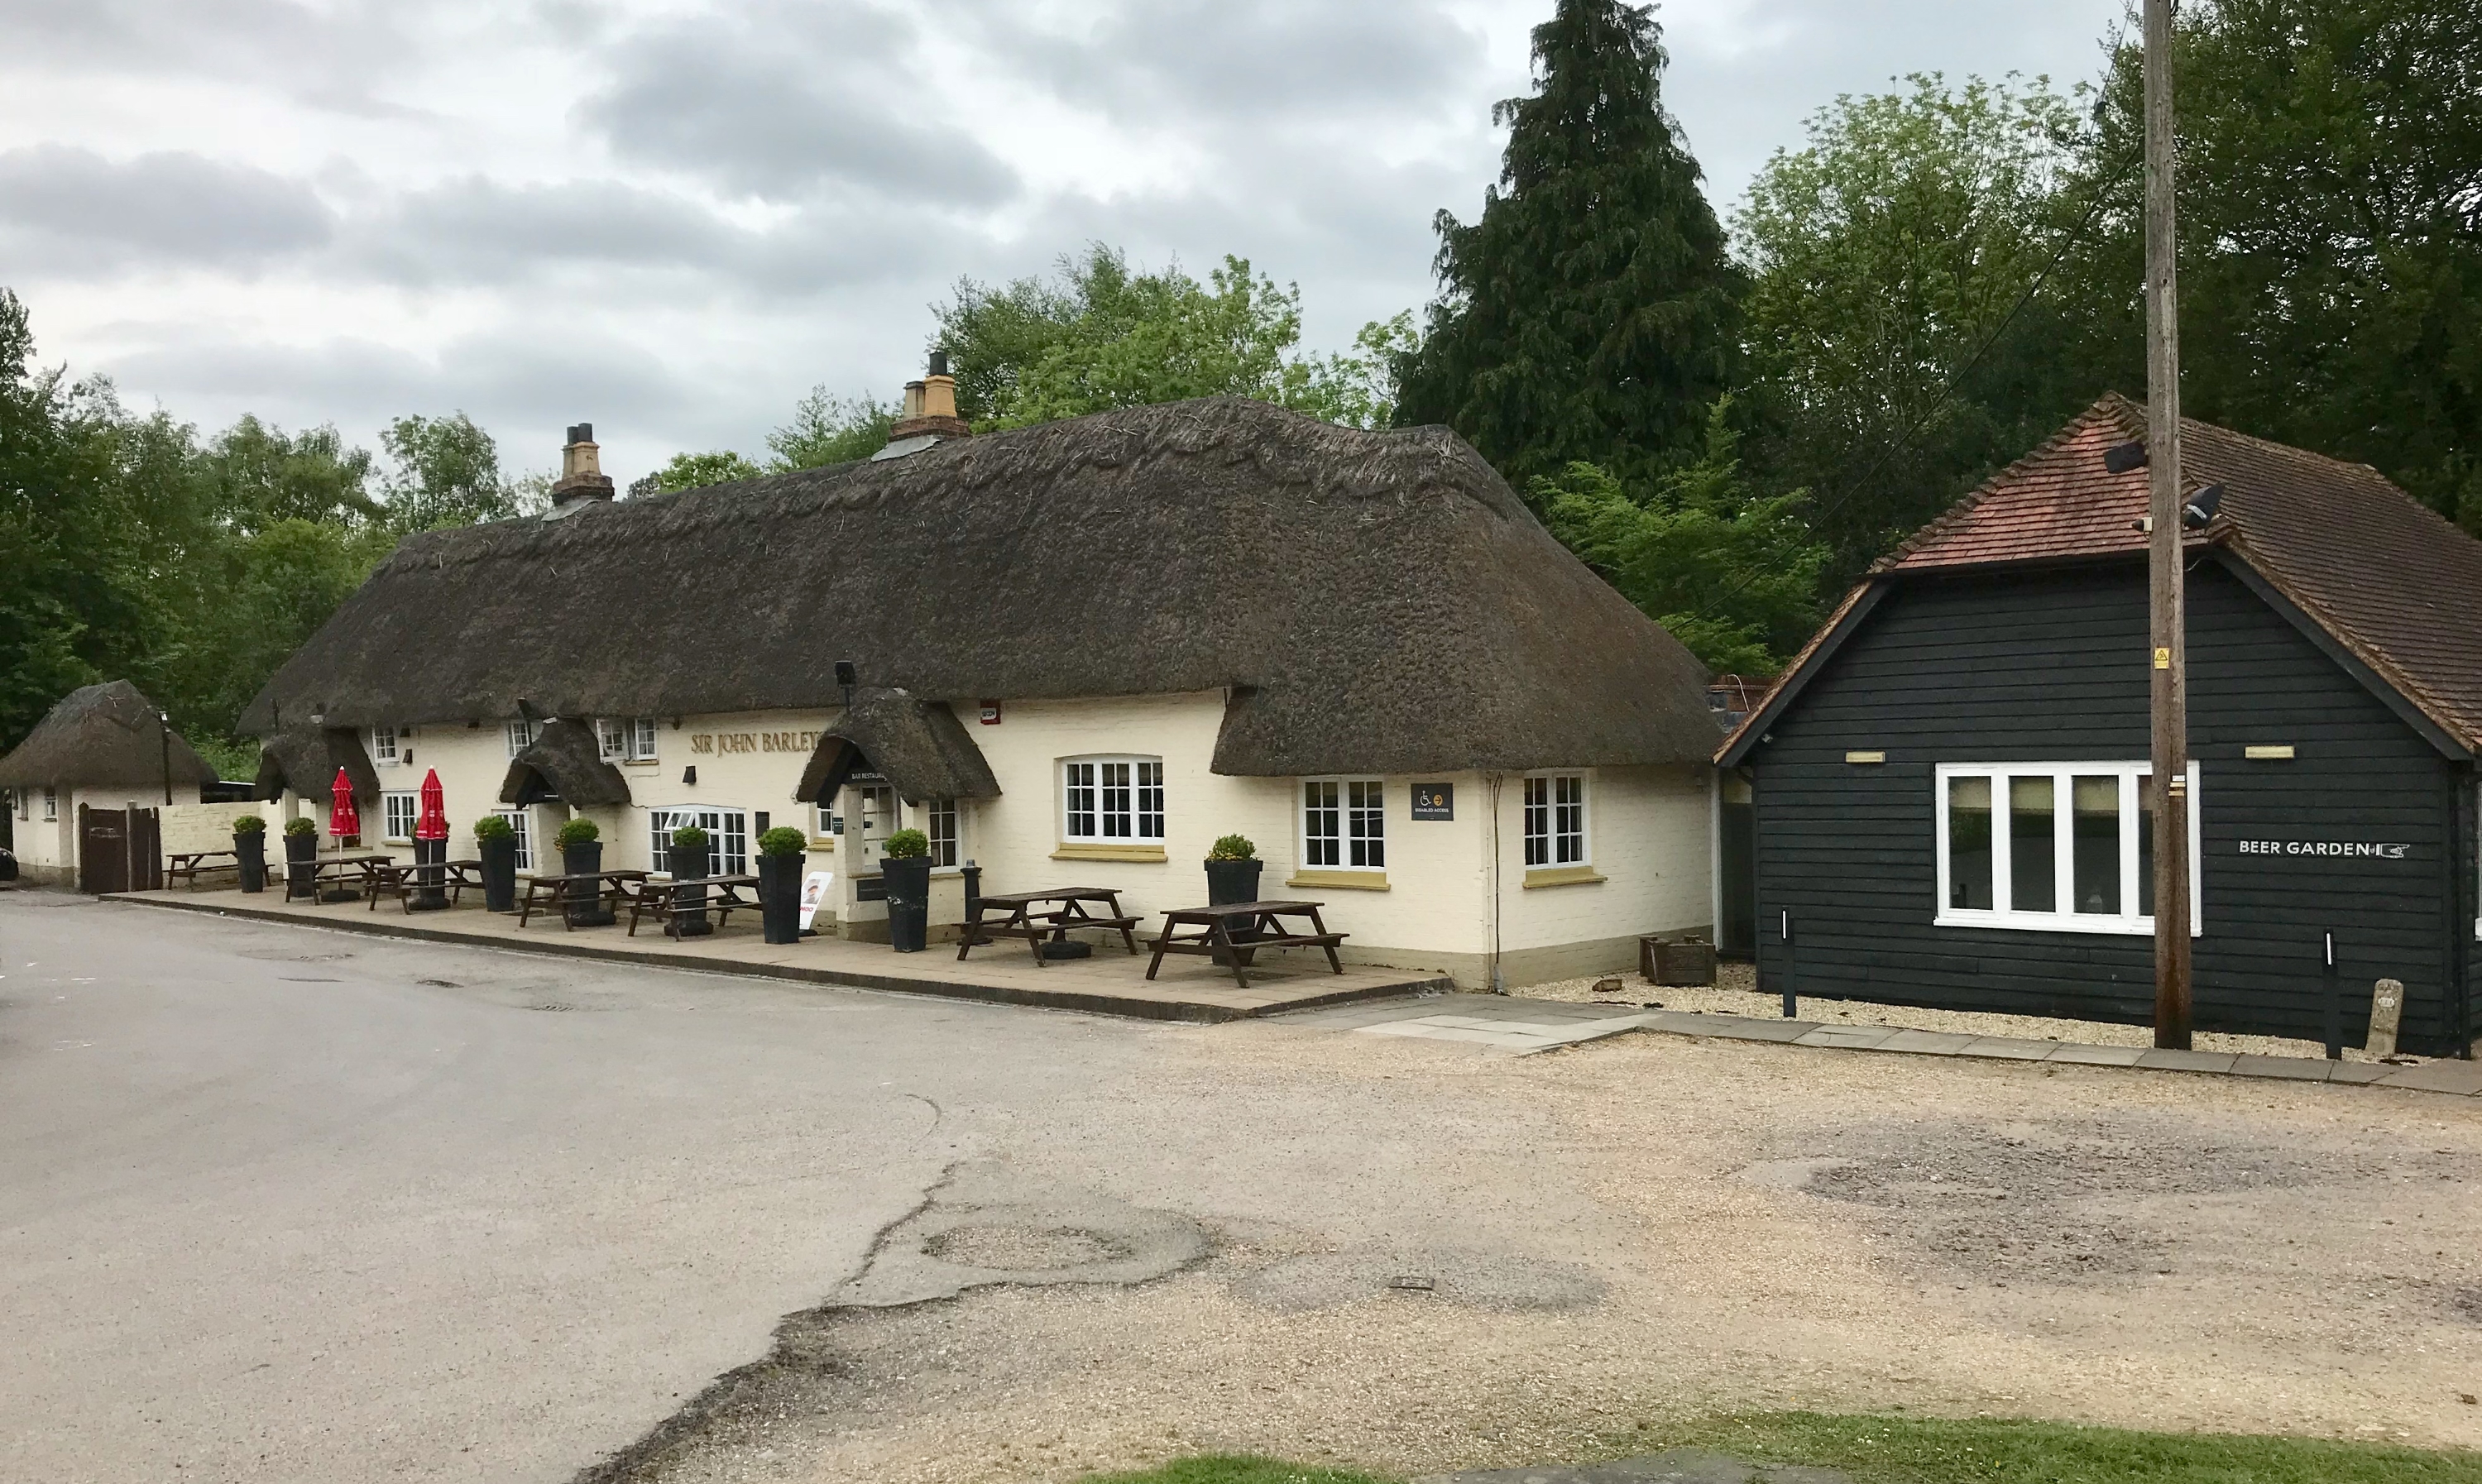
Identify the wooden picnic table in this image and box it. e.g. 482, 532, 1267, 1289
958, 887, 1141, 966
515, 869, 647, 929
626, 874, 764, 937
364, 858, 485, 912
285, 850, 395, 902
166, 850, 240, 889
1147, 899, 1346, 989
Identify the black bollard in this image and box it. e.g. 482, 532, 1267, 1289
1781, 907, 1798, 1019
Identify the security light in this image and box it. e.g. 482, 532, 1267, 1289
2182, 483, 2225, 528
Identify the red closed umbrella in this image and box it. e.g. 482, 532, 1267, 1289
414, 768, 448, 841
328, 767, 361, 841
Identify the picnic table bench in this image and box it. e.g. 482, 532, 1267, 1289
515, 869, 646, 929
957, 887, 1141, 966
285, 851, 395, 903
166, 850, 241, 889
363, 859, 485, 912
626, 874, 763, 937
1147, 899, 1346, 989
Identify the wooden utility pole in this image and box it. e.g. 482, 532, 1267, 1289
2145, 0, 2193, 1049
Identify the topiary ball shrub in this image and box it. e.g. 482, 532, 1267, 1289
283, 816, 318, 838
1207, 834, 1257, 860
472, 814, 515, 840
553, 817, 600, 848
670, 824, 711, 850
758, 826, 809, 858
884, 828, 930, 859
232, 814, 266, 835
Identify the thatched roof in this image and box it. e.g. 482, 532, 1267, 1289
255, 726, 382, 807
240, 397, 1720, 775
793, 692, 1001, 806
0, 681, 218, 791
500, 719, 632, 807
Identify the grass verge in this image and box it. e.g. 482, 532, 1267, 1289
1076, 1412, 2482, 1483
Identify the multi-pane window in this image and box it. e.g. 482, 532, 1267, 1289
1061, 758, 1165, 843
1522, 774, 1588, 867
597, 717, 658, 762
382, 791, 417, 842
498, 810, 532, 872
506, 719, 539, 759
371, 726, 399, 765
926, 797, 959, 868
1936, 762, 2201, 934
854, 786, 895, 868
1303, 779, 1385, 869
42, 787, 58, 821
11, 787, 24, 821
649, 807, 750, 876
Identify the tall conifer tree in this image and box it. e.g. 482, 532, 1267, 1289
1395, 0, 1741, 491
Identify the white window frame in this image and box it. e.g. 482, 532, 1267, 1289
851, 784, 896, 870
597, 717, 659, 763
497, 809, 532, 872
1060, 756, 1165, 844
506, 719, 539, 759
43, 786, 58, 822
12, 787, 24, 821
925, 797, 959, 868
1521, 773, 1588, 868
1934, 761, 2202, 936
371, 725, 399, 766
1301, 778, 1386, 870
649, 806, 749, 877
381, 790, 417, 844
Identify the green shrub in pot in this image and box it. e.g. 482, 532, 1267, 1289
884, 828, 930, 859
553, 817, 600, 848
670, 823, 710, 850
758, 826, 808, 858
232, 814, 266, 835
1208, 834, 1256, 860
283, 816, 318, 838
472, 814, 515, 840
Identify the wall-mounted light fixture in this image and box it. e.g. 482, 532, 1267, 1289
682, 765, 697, 786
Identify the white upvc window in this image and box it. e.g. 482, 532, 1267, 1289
1934, 762, 2202, 936
813, 801, 839, 841
506, 719, 539, 759
1302, 778, 1385, 869
382, 791, 417, 843
371, 726, 399, 765
1522, 773, 1588, 867
1061, 757, 1165, 843
12, 787, 24, 821
925, 797, 959, 868
497, 810, 532, 872
597, 717, 658, 763
43, 786, 58, 821
649, 807, 749, 876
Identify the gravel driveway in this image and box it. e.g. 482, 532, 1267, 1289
7, 891, 2478, 1484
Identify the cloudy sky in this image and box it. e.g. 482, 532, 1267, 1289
2, 0, 2124, 485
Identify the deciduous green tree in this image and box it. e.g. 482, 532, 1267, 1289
766, 389, 895, 470
379, 412, 520, 530
646, 449, 764, 493
1392, 0, 1742, 491
1539, 400, 1828, 673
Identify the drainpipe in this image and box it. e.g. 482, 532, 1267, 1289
1487, 772, 1506, 994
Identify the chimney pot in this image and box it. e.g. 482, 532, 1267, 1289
550, 420, 616, 508
879, 353, 973, 457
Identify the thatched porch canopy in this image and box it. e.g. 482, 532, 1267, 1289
240, 396, 1722, 776
499, 719, 631, 807
793, 692, 999, 807
0, 680, 218, 792
255, 726, 381, 807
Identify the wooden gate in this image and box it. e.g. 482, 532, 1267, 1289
76, 804, 161, 894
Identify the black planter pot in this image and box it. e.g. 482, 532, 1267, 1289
408, 837, 449, 911
1204, 856, 1264, 963
479, 835, 519, 912
283, 831, 318, 901
880, 855, 932, 953
561, 840, 613, 926
668, 840, 713, 936
234, 831, 267, 893
759, 854, 803, 944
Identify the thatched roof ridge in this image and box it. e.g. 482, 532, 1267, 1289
500, 719, 632, 807
0, 681, 217, 791
240, 397, 1720, 774
255, 726, 381, 807
793, 692, 1000, 806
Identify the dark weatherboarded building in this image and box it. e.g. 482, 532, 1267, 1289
1720, 395, 2482, 1056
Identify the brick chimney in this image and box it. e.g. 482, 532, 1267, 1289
884, 352, 971, 448
550, 423, 616, 505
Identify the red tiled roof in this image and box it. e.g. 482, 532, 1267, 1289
1721, 394, 2482, 759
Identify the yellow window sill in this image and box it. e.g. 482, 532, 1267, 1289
1523, 865, 1606, 888
1052, 842, 1168, 863
1286, 869, 1389, 892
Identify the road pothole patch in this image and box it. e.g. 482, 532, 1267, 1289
1233, 1250, 1606, 1314
924, 1223, 1133, 1271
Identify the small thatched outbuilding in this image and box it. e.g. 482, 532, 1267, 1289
0, 680, 218, 888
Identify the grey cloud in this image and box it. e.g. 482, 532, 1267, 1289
988, 0, 1488, 128
6, 0, 428, 117
576, 2, 1018, 208
0, 146, 333, 276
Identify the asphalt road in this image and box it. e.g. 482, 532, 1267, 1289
0, 891, 1186, 1483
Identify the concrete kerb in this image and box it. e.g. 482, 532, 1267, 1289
103, 891, 1449, 1024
